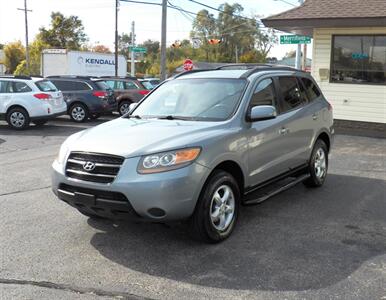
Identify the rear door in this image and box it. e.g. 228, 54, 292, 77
0, 80, 13, 114
275, 76, 314, 169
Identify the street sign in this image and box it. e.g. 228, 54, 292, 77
280, 35, 311, 44
128, 46, 147, 53
183, 59, 194, 71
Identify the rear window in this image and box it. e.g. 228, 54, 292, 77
50, 80, 91, 91
300, 78, 321, 102
94, 80, 111, 91
35, 80, 58, 92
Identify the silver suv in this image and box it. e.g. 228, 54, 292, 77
52, 65, 334, 243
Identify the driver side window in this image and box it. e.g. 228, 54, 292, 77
250, 78, 276, 108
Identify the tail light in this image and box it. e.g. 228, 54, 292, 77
34, 93, 52, 100
93, 91, 108, 98
138, 90, 149, 96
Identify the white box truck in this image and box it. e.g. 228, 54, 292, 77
41, 49, 127, 77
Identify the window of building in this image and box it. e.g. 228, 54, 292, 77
331, 35, 386, 85
250, 78, 276, 107
278, 77, 306, 113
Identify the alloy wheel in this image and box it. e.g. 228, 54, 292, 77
209, 184, 235, 231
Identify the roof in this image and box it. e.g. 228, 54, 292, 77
262, 0, 386, 35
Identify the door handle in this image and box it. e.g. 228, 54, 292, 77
312, 113, 318, 120
279, 127, 288, 135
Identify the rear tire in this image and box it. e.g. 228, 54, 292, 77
189, 170, 240, 243
33, 120, 48, 126
118, 101, 131, 116
303, 139, 328, 188
6, 107, 30, 130
69, 103, 88, 122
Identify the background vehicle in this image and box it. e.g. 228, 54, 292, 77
139, 78, 160, 90
52, 64, 334, 243
0, 75, 66, 129
41, 49, 127, 77
100, 76, 149, 115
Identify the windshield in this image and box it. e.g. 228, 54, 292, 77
35, 80, 58, 92
132, 78, 247, 121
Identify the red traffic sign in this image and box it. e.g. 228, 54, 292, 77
183, 59, 194, 71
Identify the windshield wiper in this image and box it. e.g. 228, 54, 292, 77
157, 115, 193, 121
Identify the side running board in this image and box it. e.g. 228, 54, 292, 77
243, 174, 310, 206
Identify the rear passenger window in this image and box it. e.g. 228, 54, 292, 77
13, 82, 32, 93
125, 81, 139, 90
51, 80, 90, 91
278, 77, 306, 113
250, 78, 276, 107
301, 78, 321, 101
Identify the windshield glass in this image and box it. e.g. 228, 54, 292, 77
141, 81, 153, 90
35, 80, 58, 92
132, 78, 247, 121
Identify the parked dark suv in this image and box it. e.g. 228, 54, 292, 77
100, 76, 149, 115
48, 76, 117, 122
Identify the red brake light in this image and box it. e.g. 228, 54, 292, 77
138, 90, 149, 96
34, 93, 51, 100
93, 91, 108, 98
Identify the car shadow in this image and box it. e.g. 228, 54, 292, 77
88, 174, 386, 291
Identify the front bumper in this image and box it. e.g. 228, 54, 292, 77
51, 157, 210, 222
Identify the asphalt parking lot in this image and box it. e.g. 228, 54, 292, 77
1, 116, 385, 300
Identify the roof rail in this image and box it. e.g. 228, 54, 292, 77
173, 69, 215, 79
0, 75, 32, 80
46, 75, 93, 80
240, 65, 299, 78
215, 63, 274, 70
98, 75, 137, 80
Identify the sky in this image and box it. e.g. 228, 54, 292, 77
0, 0, 309, 59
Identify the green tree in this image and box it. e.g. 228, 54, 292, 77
14, 39, 51, 75
3, 41, 25, 74
37, 12, 87, 50
255, 29, 278, 60
191, 9, 216, 61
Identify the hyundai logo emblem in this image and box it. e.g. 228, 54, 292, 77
83, 161, 96, 171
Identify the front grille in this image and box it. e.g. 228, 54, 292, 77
59, 183, 127, 202
65, 152, 124, 184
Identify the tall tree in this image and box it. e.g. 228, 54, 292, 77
3, 41, 25, 74
37, 12, 87, 50
191, 9, 216, 60
255, 29, 278, 60
91, 44, 111, 53
14, 39, 50, 75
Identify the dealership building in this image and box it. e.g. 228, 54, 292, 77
262, 0, 386, 125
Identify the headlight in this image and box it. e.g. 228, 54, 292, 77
56, 141, 70, 165
137, 147, 201, 174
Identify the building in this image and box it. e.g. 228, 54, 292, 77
262, 0, 386, 125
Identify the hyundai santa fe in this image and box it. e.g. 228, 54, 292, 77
52, 65, 334, 243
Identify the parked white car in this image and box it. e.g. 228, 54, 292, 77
0, 76, 67, 129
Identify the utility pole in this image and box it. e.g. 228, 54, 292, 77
114, 0, 119, 76
131, 21, 135, 76
160, 0, 167, 81
302, 43, 307, 70
295, 43, 301, 69
17, 0, 32, 73
235, 45, 239, 63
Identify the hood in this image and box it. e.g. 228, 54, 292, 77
68, 117, 228, 157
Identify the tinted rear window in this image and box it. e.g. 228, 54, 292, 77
301, 78, 321, 101
278, 77, 306, 113
51, 80, 91, 91
36, 80, 58, 92
94, 80, 111, 90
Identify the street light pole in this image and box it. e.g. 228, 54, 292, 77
160, 0, 167, 81
131, 21, 135, 76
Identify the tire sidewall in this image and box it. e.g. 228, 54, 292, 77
199, 171, 240, 242
309, 140, 328, 186
7, 108, 30, 130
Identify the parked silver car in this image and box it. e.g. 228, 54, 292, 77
52, 65, 334, 243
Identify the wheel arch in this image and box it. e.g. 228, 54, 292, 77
6, 104, 29, 116
207, 160, 245, 196
68, 101, 88, 114
316, 131, 331, 152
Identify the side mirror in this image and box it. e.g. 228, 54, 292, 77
129, 103, 138, 112
247, 105, 277, 122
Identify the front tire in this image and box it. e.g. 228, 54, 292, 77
189, 170, 240, 243
69, 104, 88, 122
303, 139, 328, 187
6, 107, 30, 130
